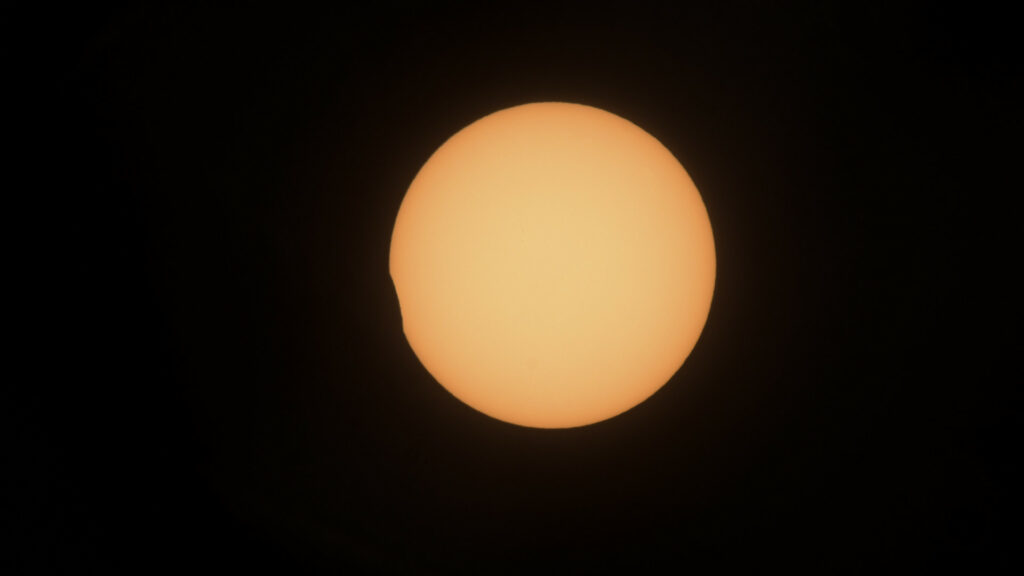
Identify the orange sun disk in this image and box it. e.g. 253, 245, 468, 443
389, 102, 715, 428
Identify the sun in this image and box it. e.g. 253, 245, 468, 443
389, 102, 715, 428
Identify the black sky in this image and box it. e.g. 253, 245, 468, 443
21, 2, 1013, 573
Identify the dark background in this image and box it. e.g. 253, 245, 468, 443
20, 2, 1013, 573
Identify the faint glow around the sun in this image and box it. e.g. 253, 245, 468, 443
389, 102, 715, 428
